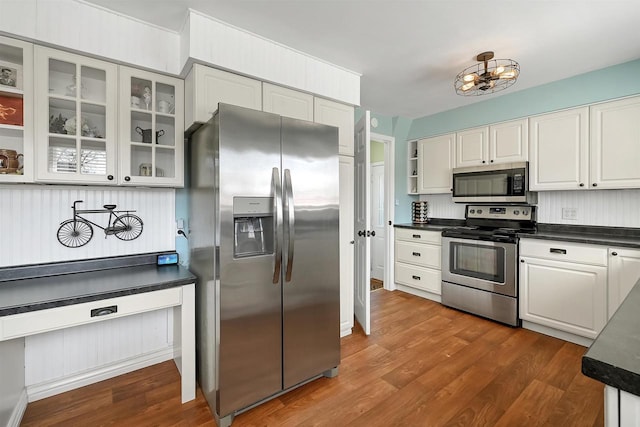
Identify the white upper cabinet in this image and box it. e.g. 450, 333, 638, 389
455, 119, 527, 168
262, 83, 313, 121
529, 107, 590, 191
417, 133, 455, 194
119, 66, 184, 187
455, 126, 488, 167
34, 46, 118, 185
0, 35, 33, 183
590, 96, 640, 189
184, 64, 262, 128
490, 119, 528, 164
313, 97, 354, 156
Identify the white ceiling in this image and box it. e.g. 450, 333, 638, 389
84, 0, 640, 119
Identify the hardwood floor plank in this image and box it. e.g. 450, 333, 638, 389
20, 289, 604, 427
494, 379, 565, 427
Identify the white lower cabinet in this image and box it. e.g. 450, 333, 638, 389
519, 239, 608, 339
394, 228, 442, 298
608, 247, 640, 319
605, 386, 640, 427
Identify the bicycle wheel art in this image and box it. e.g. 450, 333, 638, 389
113, 214, 144, 241
57, 219, 94, 248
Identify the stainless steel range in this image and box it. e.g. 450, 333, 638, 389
441, 205, 536, 326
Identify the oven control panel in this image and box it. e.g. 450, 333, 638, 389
466, 205, 534, 221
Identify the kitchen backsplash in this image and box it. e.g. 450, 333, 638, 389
0, 185, 176, 267
420, 189, 640, 228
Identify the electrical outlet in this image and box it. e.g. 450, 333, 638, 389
562, 208, 577, 220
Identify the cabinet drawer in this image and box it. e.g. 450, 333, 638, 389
396, 228, 442, 244
0, 287, 182, 341
519, 239, 607, 266
395, 262, 441, 295
396, 241, 440, 269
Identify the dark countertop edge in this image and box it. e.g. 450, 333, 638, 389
0, 252, 176, 282
394, 219, 466, 230
582, 356, 640, 396
582, 278, 640, 396
0, 278, 195, 317
520, 224, 640, 248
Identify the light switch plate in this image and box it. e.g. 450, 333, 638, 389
562, 208, 577, 220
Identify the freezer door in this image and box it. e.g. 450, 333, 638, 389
217, 104, 284, 416
281, 117, 341, 388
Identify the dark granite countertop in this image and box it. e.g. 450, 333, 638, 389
0, 253, 196, 317
518, 224, 640, 249
394, 218, 465, 231
582, 279, 640, 396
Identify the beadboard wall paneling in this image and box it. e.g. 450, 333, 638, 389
1, 0, 181, 74
417, 189, 640, 227
186, 10, 360, 105
537, 189, 640, 227
24, 309, 172, 388
0, 185, 175, 267
418, 193, 466, 220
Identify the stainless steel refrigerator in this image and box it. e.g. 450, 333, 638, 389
187, 104, 340, 427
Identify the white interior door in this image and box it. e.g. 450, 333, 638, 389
354, 111, 371, 335
370, 162, 385, 281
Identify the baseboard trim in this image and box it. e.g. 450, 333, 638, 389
521, 321, 593, 347
340, 327, 352, 338
396, 284, 442, 303
7, 388, 28, 427
26, 346, 175, 402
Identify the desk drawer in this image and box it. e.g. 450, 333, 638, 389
396, 228, 442, 244
396, 241, 441, 269
0, 287, 182, 341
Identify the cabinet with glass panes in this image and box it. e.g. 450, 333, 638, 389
0, 35, 33, 183
118, 66, 184, 187
34, 46, 117, 184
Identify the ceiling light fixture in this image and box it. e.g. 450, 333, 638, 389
454, 51, 520, 96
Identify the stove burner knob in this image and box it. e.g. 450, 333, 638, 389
523, 210, 529, 215
514, 210, 520, 215
477, 209, 483, 214
469, 209, 475, 214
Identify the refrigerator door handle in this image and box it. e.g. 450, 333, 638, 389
272, 167, 283, 284
284, 168, 295, 282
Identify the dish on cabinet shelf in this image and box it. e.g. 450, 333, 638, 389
0, 94, 22, 126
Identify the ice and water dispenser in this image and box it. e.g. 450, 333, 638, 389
233, 197, 274, 258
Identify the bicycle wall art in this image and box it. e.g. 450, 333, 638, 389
57, 200, 144, 248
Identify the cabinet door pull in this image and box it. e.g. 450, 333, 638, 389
412, 252, 421, 257
611, 252, 618, 256
412, 234, 421, 238
412, 275, 421, 280
91, 305, 118, 317
549, 248, 567, 254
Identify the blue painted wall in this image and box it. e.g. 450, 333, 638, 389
408, 59, 640, 139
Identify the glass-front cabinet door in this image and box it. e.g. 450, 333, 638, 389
34, 46, 117, 184
118, 66, 184, 187
0, 35, 33, 183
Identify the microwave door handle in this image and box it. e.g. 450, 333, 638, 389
284, 169, 295, 282
272, 167, 283, 284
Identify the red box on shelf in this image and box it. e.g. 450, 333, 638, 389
0, 95, 23, 126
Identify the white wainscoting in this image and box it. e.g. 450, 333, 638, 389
537, 189, 640, 227
0, 185, 176, 267
24, 309, 173, 400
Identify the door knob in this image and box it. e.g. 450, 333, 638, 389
358, 230, 365, 237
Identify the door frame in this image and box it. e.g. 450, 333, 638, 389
370, 132, 395, 292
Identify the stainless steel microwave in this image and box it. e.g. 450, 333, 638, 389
451, 161, 537, 203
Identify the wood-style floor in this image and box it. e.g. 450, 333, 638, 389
21, 290, 604, 426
